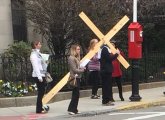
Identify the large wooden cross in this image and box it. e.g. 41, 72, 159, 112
42, 12, 130, 104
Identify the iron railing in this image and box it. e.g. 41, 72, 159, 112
0, 52, 165, 97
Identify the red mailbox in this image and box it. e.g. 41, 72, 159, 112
128, 22, 143, 59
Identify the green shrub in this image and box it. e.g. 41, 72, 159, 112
2, 41, 31, 58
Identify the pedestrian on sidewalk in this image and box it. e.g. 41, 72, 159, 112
67, 44, 85, 115
87, 39, 101, 99
100, 44, 120, 106
30, 40, 48, 114
111, 41, 124, 101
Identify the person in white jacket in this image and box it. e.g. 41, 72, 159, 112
30, 40, 48, 114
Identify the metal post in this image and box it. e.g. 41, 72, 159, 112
133, 0, 137, 22
129, 0, 142, 101
129, 60, 142, 101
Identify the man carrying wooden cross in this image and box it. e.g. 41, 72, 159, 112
99, 44, 120, 106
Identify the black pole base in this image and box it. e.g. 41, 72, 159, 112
129, 94, 142, 101
163, 91, 165, 95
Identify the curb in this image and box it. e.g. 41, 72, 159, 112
57, 97, 165, 119
0, 81, 165, 108
116, 97, 165, 111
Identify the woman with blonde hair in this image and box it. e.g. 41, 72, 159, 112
88, 39, 101, 99
67, 44, 85, 115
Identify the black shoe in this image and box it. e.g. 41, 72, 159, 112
111, 98, 115, 102
102, 101, 114, 106
36, 110, 48, 114
163, 92, 165, 95
120, 97, 124, 101
120, 95, 124, 101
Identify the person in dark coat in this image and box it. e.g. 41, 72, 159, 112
100, 45, 120, 105
111, 41, 124, 101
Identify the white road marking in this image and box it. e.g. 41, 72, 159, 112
109, 112, 164, 116
124, 113, 165, 120
109, 112, 165, 120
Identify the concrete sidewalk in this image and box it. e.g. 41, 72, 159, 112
0, 86, 165, 120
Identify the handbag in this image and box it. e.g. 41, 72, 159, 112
68, 76, 77, 87
45, 72, 53, 83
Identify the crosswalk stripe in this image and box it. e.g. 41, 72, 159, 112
124, 113, 165, 120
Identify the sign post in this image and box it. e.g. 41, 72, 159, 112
128, 0, 143, 101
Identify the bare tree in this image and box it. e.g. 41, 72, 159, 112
26, 0, 76, 55
26, 0, 122, 55
108, 0, 165, 23
26, 0, 165, 55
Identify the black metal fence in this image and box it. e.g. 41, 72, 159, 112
48, 52, 165, 89
0, 52, 165, 97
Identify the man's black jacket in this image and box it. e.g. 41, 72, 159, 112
100, 46, 118, 73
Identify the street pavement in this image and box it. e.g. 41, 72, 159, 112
44, 106, 165, 120
0, 87, 165, 120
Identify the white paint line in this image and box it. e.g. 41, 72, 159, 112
109, 112, 164, 116
124, 113, 165, 120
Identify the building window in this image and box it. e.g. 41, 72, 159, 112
11, 0, 27, 42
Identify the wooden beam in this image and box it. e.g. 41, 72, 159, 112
79, 12, 130, 68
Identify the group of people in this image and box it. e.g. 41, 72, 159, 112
87, 39, 124, 106
30, 39, 125, 114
